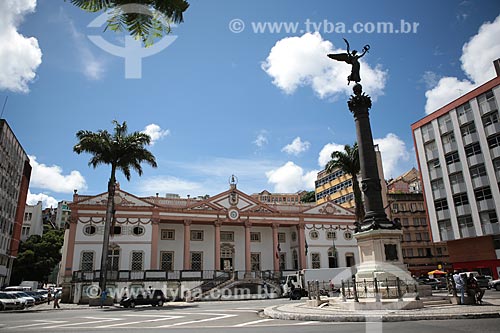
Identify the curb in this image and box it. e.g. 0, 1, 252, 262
263, 305, 500, 322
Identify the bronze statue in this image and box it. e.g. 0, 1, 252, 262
327, 38, 370, 85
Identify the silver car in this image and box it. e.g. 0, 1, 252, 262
0, 292, 23, 310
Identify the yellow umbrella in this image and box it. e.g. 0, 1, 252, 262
428, 269, 446, 275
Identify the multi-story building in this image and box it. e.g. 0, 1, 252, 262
251, 190, 307, 204
412, 60, 500, 278
55, 200, 71, 229
387, 168, 422, 194
0, 119, 31, 287
315, 145, 389, 215
21, 201, 44, 242
61, 183, 359, 303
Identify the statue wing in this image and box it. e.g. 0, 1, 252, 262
327, 53, 350, 63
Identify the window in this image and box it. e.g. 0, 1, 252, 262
417, 248, 424, 257
404, 233, 411, 242
487, 133, 500, 149
292, 250, 298, 270
436, 247, 443, 255
406, 248, 414, 257
220, 231, 234, 242
309, 230, 319, 240
328, 247, 338, 268
425, 141, 437, 157
278, 232, 286, 243
161, 229, 175, 240
449, 172, 464, 185
438, 219, 453, 241
279, 253, 286, 271
474, 186, 492, 201
480, 210, 498, 224
441, 132, 455, 144
415, 233, 422, 241
478, 90, 497, 114
132, 226, 144, 236
431, 179, 444, 190
190, 230, 204, 241
160, 251, 174, 271
428, 159, 440, 170
457, 102, 472, 117
434, 199, 448, 211
482, 110, 499, 127
460, 122, 476, 136
402, 218, 409, 226
250, 232, 261, 242
291, 231, 297, 242
470, 164, 487, 179
453, 193, 469, 206
494, 158, 500, 172
445, 151, 460, 165
251, 253, 261, 271
83, 225, 97, 236
423, 232, 430, 241
464, 142, 482, 157
107, 248, 120, 271
458, 215, 474, 228
344, 231, 353, 240
113, 226, 122, 235
326, 231, 337, 240
131, 251, 143, 271
80, 251, 94, 271
438, 114, 452, 133
190, 252, 203, 270
311, 252, 321, 269
345, 253, 355, 267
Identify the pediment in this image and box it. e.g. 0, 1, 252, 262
186, 188, 277, 213
302, 202, 354, 215
77, 189, 154, 207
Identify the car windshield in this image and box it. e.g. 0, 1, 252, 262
475, 276, 487, 280
0, 292, 9, 298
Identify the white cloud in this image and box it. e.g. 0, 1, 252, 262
0, 0, 42, 93
266, 161, 318, 193
142, 124, 170, 145
318, 142, 346, 168
262, 32, 387, 99
26, 189, 58, 209
281, 137, 310, 156
253, 130, 268, 148
425, 14, 500, 114
374, 133, 410, 179
29, 155, 87, 193
421, 71, 440, 89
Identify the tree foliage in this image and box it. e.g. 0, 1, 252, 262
11, 229, 65, 285
325, 142, 365, 222
68, 0, 189, 46
300, 191, 316, 203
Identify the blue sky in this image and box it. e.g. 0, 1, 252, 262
1, 0, 500, 208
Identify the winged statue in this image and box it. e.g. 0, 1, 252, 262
328, 38, 370, 85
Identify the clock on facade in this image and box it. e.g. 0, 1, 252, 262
228, 209, 239, 220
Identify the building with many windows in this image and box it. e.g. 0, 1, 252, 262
412, 60, 500, 278
21, 201, 44, 242
251, 190, 307, 204
0, 119, 31, 287
62, 183, 359, 303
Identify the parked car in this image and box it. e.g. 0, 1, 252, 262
489, 278, 500, 291
474, 275, 491, 289
120, 289, 168, 308
417, 277, 441, 290
6, 291, 35, 308
0, 292, 23, 310
24, 291, 44, 304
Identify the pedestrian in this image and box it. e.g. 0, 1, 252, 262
467, 274, 485, 304
100, 290, 108, 308
47, 290, 52, 305
453, 271, 465, 305
288, 280, 295, 300
53, 291, 60, 309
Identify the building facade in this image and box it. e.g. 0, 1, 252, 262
0, 119, 31, 287
251, 190, 307, 204
412, 60, 500, 277
21, 201, 44, 242
62, 184, 359, 303
55, 200, 71, 229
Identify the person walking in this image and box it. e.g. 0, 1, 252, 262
453, 271, 465, 304
53, 291, 60, 309
47, 290, 52, 305
100, 290, 108, 308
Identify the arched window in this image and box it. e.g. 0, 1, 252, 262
345, 252, 355, 267
292, 249, 298, 270
328, 247, 338, 268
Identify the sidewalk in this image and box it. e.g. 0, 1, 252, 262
263, 298, 500, 322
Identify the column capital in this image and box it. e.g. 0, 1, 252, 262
296, 224, 305, 230
152, 218, 160, 225
271, 223, 279, 230
244, 220, 252, 228
214, 220, 222, 227
184, 219, 192, 226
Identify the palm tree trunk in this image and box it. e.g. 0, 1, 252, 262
99, 165, 116, 295
352, 177, 365, 223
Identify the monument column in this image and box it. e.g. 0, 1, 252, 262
214, 220, 222, 270
244, 221, 252, 275
272, 223, 279, 271
297, 224, 306, 269
183, 220, 191, 270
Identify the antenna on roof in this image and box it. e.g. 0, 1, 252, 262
0, 96, 8, 119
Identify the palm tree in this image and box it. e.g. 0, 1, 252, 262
69, 0, 189, 46
325, 143, 365, 223
73, 120, 157, 295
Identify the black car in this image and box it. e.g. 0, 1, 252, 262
120, 289, 168, 308
474, 276, 490, 289
416, 277, 441, 289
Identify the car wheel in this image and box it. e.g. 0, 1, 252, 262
130, 301, 135, 308
158, 300, 164, 307
496, 284, 500, 291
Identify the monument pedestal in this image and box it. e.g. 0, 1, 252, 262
354, 229, 410, 281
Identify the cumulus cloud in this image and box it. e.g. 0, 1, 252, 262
318, 142, 346, 168
253, 130, 268, 148
374, 133, 410, 179
425, 15, 500, 114
266, 161, 318, 193
142, 123, 170, 145
281, 137, 310, 156
26, 189, 59, 209
262, 32, 387, 99
29, 155, 87, 193
0, 0, 42, 93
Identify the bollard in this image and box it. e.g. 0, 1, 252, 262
374, 277, 380, 302
352, 277, 359, 303
307, 281, 312, 300
315, 280, 321, 302
396, 277, 402, 301
341, 280, 346, 302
